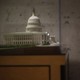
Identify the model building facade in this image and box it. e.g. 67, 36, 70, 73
4, 10, 50, 46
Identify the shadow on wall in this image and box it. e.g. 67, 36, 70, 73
69, 61, 80, 80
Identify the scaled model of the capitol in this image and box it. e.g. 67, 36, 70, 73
4, 9, 57, 46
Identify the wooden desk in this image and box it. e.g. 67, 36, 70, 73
0, 47, 66, 80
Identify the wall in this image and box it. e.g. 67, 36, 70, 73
0, 0, 80, 80
61, 0, 80, 80
0, 0, 59, 44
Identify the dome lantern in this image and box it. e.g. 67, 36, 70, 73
32, 8, 36, 16
26, 8, 42, 32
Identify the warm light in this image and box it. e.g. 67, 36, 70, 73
47, 33, 49, 36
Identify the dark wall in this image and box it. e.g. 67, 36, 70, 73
61, 0, 80, 80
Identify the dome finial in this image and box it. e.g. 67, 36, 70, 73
32, 8, 36, 16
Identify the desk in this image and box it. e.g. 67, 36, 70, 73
0, 47, 67, 80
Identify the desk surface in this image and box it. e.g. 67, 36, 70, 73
0, 46, 65, 55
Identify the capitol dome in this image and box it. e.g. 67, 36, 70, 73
4, 8, 51, 46
26, 9, 42, 32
